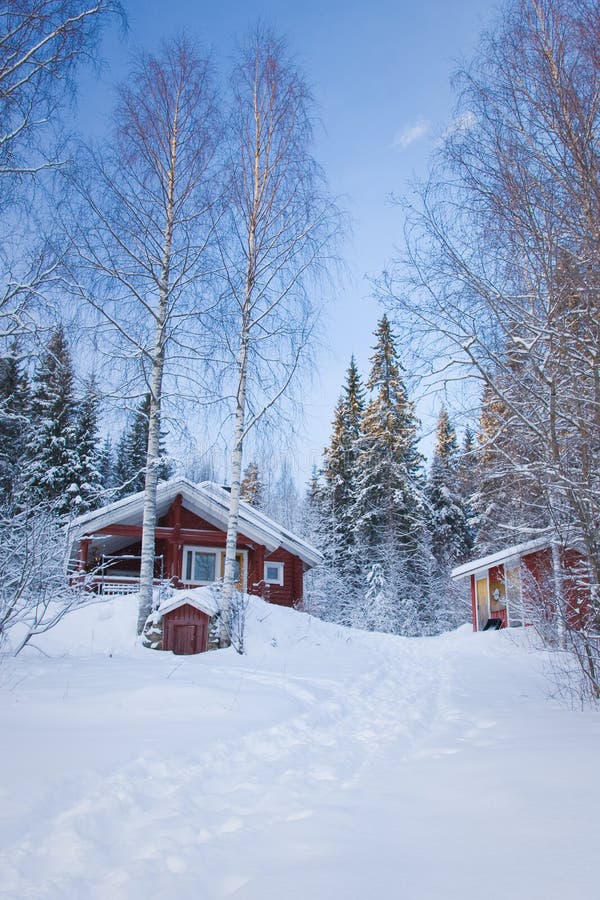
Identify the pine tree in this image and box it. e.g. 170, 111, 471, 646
353, 315, 425, 554
456, 426, 477, 544
322, 356, 365, 576
0, 341, 30, 498
352, 315, 430, 635
114, 429, 136, 496
72, 377, 103, 512
358, 562, 397, 633
457, 427, 475, 500
126, 397, 151, 494
240, 461, 264, 507
300, 465, 355, 625
114, 394, 172, 498
25, 326, 80, 515
97, 435, 117, 495
426, 407, 473, 568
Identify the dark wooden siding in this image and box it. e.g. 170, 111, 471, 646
262, 548, 304, 608
86, 497, 310, 611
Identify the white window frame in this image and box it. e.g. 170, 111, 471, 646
182, 546, 248, 591
264, 560, 284, 586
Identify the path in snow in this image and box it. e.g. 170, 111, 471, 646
0, 600, 598, 900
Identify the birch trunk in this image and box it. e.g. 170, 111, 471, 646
220, 321, 250, 647
218, 31, 334, 649
72, 41, 219, 636
220, 239, 255, 647
220, 59, 261, 649
136, 103, 178, 634
550, 538, 565, 647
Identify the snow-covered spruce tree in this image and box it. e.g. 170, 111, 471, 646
113, 394, 172, 499
0, 341, 30, 499
114, 399, 151, 498
72, 377, 103, 512
456, 425, 477, 540
426, 407, 473, 569
355, 561, 397, 633
352, 315, 432, 635
113, 430, 137, 497
303, 356, 367, 626
97, 435, 117, 495
24, 325, 81, 516
322, 356, 365, 585
425, 408, 473, 632
300, 467, 352, 624
240, 461, 264, 508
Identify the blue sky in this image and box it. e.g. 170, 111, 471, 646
78, 0, 498, 480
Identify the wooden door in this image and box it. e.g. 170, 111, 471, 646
173, 624, 197, 655
476, 576, 489, 630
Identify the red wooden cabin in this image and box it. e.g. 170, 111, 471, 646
451, 537, 589, 632
68, 478, 322, 609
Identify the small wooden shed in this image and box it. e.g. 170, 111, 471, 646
156, 589, 219, 655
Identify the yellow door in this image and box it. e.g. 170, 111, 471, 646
476, 576, 489, 630
220, 553, 244, 591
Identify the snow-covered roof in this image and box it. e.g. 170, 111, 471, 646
68, 478, 323, 568
157, 586, 220, 618
450, 536, 552, 580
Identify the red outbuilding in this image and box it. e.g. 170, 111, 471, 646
451, 536, 590, 632
157, 589, 220, 654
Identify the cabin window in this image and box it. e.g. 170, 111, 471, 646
264, 561, 284, 585
185, 549, 217, 583
182, 546, 248, 590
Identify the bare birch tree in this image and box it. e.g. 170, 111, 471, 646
69, 38, 220, 632
217, 28, 339, 649
0, 0, 121, 341
380, 0, 600, 696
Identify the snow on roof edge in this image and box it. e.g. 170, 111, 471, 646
450, 535, 553, 579
68, 477, 323, 568
157, 586, 220, 617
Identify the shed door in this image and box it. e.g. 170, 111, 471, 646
476, 576, 489, 630
173, 624, 197, 655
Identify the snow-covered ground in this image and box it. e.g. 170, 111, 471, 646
1, 596, 598, 900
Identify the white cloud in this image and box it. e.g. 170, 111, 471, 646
392, 117, 431, 150
440, 111, 477, 141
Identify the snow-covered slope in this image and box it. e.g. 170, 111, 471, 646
0, 596, 598, 899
